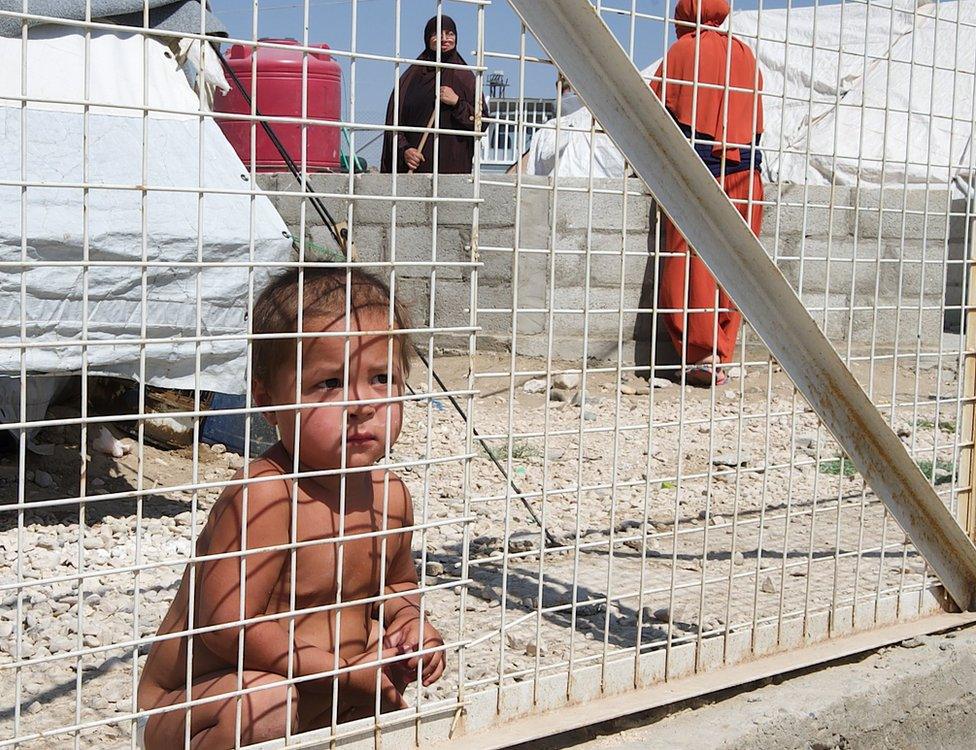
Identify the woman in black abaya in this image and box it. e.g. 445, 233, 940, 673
380, 15, 485, 174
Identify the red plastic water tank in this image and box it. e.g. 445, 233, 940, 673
216, 38, 342, 171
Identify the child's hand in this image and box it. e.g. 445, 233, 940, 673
341, 646, 408, 711
383, 614, 446, 687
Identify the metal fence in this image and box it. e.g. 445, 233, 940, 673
479, 97, 554, 169
2, 1, 976, 749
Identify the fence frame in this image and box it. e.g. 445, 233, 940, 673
4, 1, 976, 748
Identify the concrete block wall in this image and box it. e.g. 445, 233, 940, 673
259, 173, 963, 363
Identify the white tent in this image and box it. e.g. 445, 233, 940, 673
522, 92, 628, 179
729, 0, 976, 189
0, 26, 294, 398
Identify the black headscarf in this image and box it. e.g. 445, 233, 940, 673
380, 15, 483, 174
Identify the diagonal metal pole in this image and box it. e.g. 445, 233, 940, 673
507, 0, 976, 611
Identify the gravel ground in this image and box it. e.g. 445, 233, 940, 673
0, 351, 962, 748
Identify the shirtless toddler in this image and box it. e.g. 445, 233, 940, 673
138, 267, 444, 749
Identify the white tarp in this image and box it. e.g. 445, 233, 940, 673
0, 27, 294, 394
729, 0, 976, 188
523, 93, 628, 179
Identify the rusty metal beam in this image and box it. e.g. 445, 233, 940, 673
506, 0, 976, 611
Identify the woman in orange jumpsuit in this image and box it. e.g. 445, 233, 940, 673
651, 0, 764, 386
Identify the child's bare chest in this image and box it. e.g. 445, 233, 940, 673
270, 499, 395, 610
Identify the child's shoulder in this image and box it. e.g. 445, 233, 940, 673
210, 446, 294, 517
369, 469, 413, 519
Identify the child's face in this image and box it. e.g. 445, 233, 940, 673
256, 309, 405, 472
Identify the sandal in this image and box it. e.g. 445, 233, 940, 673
685, 363, 727, 388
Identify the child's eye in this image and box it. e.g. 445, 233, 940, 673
319, 377, 342, 390
371, 373, 391, 386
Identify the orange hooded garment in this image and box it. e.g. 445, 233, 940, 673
651, 0, 763, 164
652, 0, 765, 369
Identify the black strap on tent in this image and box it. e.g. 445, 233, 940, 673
215, 46, 346, 251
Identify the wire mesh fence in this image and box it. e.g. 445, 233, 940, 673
1, 0, 974, 748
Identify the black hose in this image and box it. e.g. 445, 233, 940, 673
215, 45, 344, 250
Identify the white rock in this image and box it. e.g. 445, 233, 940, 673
760, 576, 777, 594
553, 373, 580, 390
0, 621, 13, 638
93, 427, 128, 459
652, 377, 674, 389
652, 605, 692, 624
522, 379, 547, 394
226, 453, 245, 470
571, 390, 602, 407
48, 636, 75, 654
623, 536, 655, 554
732, 551, 745, 566
90, 695, 109, 710
209, 443, 227, 455
505, 632, 524, 650
701, 615, 725, 632
507, 531, 536, 553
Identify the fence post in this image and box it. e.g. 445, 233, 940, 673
961, 215, 976, 541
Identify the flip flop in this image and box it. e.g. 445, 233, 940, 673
685, 363, 727, 388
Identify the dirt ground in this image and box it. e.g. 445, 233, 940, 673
0, 347, 964, 748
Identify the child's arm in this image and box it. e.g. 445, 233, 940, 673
378, 480, 446, 687
195, 475, 400, 702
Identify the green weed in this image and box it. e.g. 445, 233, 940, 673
916, 458, 956, 485
817, 458, 858, 477
484, 440, 540, 462
818, 456, 955, 485
916, 419, 956, 433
